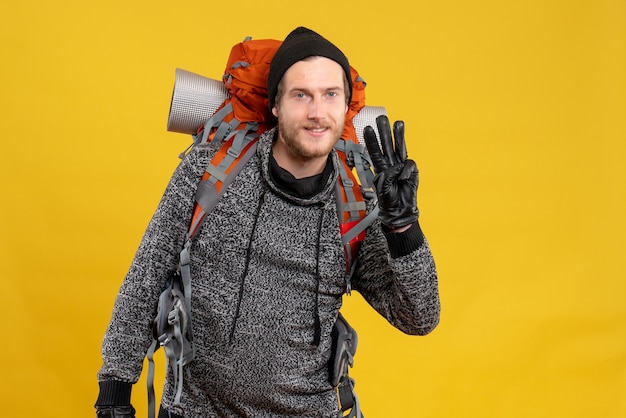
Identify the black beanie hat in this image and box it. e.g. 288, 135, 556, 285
267, 26, 352, 110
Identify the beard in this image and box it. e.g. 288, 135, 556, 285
277, 119, 345, 161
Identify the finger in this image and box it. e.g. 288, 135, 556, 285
376, 115, 395, 167
393, 120, 407, 163
398, 159, 418, 182
364, 125, 389, 172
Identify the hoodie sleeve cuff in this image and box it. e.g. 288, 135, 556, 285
382, 221, 425, 258
95, 380, 133, 407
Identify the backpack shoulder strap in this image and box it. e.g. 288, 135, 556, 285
179, 131, 260, 321
183, 37, 280, 239
187, 130, 260, 240
334, 139, 379, 293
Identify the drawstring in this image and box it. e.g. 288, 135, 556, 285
312, 205, 325, 347
230, 189, 267, 343
228, 189, 327, 347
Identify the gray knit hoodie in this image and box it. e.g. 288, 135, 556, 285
96, 128, 440, 417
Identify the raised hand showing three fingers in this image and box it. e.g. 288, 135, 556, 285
364, 115, 419, 230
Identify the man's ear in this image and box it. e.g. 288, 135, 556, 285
272, 105, 279, 118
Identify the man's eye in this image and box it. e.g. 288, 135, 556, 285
327, 91, 337, 97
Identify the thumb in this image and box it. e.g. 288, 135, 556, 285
398, 159, 418, 182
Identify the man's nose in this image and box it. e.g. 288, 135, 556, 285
307, 97, 325, 120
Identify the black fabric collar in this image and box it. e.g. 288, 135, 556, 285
268, 152, 334, 199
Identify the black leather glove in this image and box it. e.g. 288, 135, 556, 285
96, 405, 136, 418
364, 115, 419, 229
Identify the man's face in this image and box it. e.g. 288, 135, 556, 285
272, 56, 348, 163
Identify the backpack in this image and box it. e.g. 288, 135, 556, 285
148, 36, 387, 418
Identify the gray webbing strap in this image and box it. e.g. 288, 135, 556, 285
178, 240, 193, 338
159, 126, 258, 416
350, 143, 376, 198
213, 117, 241, 144
206, 122, 259, 182
339, 139, 376, 198
341, 206, 379, 246
229, 61, 251, 70
336, 161, 363, 221
338, 376, 363, 418
334, 140, 379, 295
340, 205, 379, 294
335, 140, 366, 221
145, 291, 193, 418
334, 139, 379, 249
189, 137, 259, 238
170, 313, 185, 410
195, 103, 234, 145
146, 339, 159, 418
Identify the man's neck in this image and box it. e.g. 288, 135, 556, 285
268, 153, 332, 199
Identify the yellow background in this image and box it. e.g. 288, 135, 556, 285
2, 1, 625, 417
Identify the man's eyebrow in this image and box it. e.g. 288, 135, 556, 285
288, 85, 343, 94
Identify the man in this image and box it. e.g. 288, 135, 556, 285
95, 27, 440, 418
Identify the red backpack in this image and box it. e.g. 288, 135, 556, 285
169, 37, 383, 278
